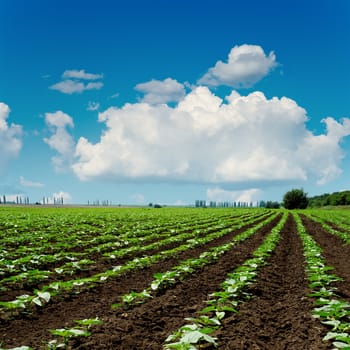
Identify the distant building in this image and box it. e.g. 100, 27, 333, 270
195, 200, 207, 208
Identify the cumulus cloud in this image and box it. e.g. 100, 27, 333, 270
19, 176, 44, 188
72, 87, 350, 187
0, 102, 22, 173
62, 69, 103, 80
43, 111, 75, 172
297, 117, 350, 184
198, 44, 277, 88
50, 69, 103, 94
50, 80, 103, 94
135, 78, 186, 104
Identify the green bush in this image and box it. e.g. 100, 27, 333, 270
282, 188, 308, 209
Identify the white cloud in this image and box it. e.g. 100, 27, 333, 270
50, 69, 103, 94
0, 102, 22, 174
198, 44, 277, 88
135, 78, 186, 104
72, 87, 350, 188
62, 69, 103, 80
87, 101, 100, 111
297, 117, 350, 185
50, 80, 103, 94
20, 176, 44, 188
43, 111, 75, 172
207, 187, 262, 203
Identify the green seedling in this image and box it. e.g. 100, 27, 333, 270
32, 291, 51, 306
45, 339, 65, 349
112, 289, 152, 309
75, 317, 103, 330
165, 323, 218, 349
49, 328, 90, 346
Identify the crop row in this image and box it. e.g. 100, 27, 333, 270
294, 213, 350, 349
302, 211, 350, 245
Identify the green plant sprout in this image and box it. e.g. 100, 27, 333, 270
49, 328, 91, 346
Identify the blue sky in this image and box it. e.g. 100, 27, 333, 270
0, 0, 349, 205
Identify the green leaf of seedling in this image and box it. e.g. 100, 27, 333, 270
151, 280, 161, 290
322, 320, 341, 331
68, 329, 90, 336
200, 306, 216, 313
50, 328, 91, 339
164, 342, 197, 350
185, 315, 221, 327
215, 311, 225, 320
32, 297, 42, 306
46, 339, 65, 349
37, 291, 51, 303
215, 305, 238, 313
332, 341, 350, 349
324, 332, 348, 341
75, 317, 103, 328
333, 335, 350, 344
180, 330, 217, 346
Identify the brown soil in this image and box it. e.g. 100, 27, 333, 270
300, 215, 350, 302
215, 214, 330, 350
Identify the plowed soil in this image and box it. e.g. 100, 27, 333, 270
215, 214, 329, 350
300, 215, 350, 302
2, 212, 349, 349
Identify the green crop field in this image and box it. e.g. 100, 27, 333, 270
1, 206, 350, 349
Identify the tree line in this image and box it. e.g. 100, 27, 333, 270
282, 189, 350, 209
307, 190, 350, 208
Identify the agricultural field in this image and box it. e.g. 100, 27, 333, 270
1, 206, 350, 349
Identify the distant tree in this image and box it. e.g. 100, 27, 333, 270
259, 200, 266, 208
265, 201, 280, 209
282, 188, 308, 209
